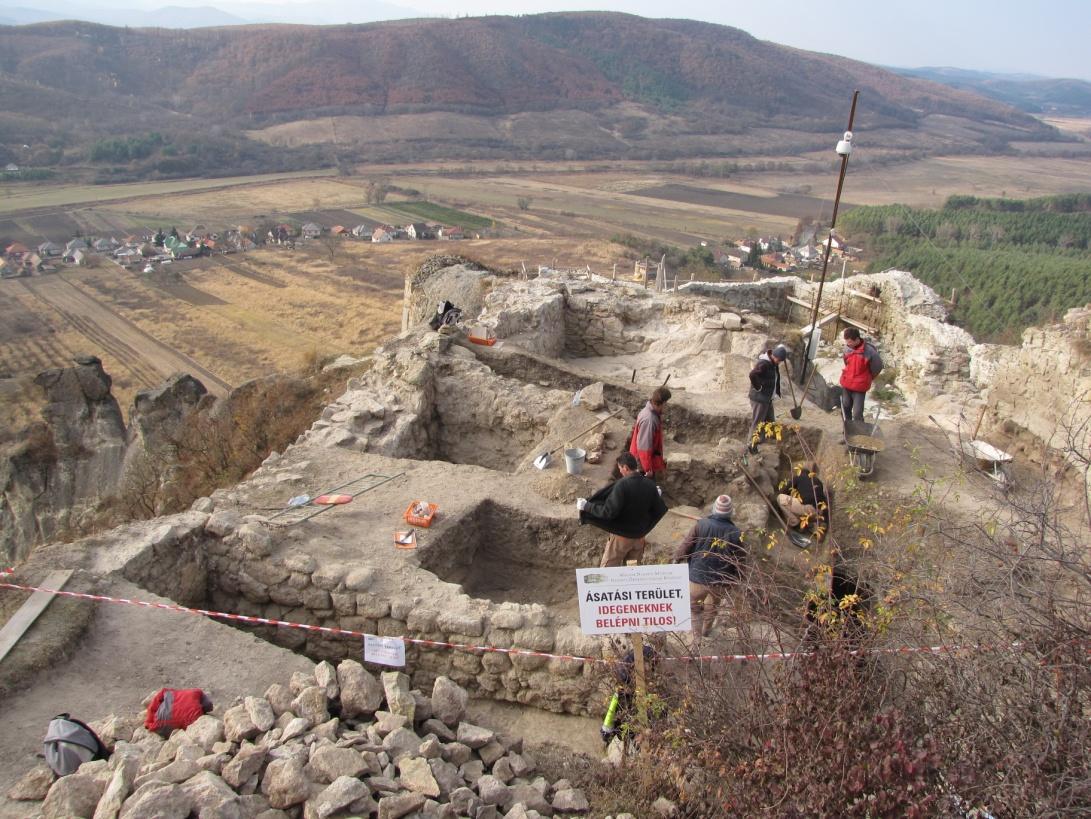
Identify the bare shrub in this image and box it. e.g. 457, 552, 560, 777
610, 438, 1090, 816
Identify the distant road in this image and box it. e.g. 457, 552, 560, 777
15, 276, 233, 397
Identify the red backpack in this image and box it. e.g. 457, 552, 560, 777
144, 688, 212, 736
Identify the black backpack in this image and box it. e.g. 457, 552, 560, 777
43, 714, 109, 776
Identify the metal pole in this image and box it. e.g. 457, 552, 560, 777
802, 90, 859, 385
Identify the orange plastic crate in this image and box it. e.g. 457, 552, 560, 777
404, 501, 438, 527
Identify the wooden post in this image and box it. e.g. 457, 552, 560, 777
971, 404, 988, 440
630, 633, 647, 724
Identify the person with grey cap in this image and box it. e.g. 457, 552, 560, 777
672, 494, 745, 645
747, 344, 788, 453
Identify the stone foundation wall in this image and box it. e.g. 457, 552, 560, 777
678, 277, 797, 316
120, 517, 209, 608
973, 305, 1091, 459
562, 287, 662, 357
203, 536, 603, 716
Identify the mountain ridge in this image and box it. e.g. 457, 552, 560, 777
0, 13, 1066, 168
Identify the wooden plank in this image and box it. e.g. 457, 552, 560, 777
0, 569, 74, 664
798, 312, 841, 334
847, 287, 882, 304
786, 295, 815, 309
841, 315, 877, 335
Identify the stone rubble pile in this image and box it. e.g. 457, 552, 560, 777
7, 664, 597, 819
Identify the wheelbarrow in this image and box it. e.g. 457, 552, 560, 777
844, 412, 884, 478
962, 439, 1014, 488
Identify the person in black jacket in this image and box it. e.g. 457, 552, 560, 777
748, 344, 788, 453
672, 494, 744, 643
578, 452, 668, 567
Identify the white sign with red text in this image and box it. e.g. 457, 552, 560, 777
576, 564, 690, 635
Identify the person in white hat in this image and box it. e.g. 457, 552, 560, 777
672, 494, 745, 645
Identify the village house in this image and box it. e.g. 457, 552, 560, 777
437, 226, 464, 240
351, 224, 371, 239
760, 252, 793, 272
37, 240, 62, 257
713, 247, 744, 269
793, 243, 820, 263
5, 241, 29, 259
114, 247, 143, 266
301, 223, 322, 240
372, 227, 393, 243
21, 252, 43, 274
406, 223, 432, 240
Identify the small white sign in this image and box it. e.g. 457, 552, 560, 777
576, 564, 690, 635
364, 634, 406, 667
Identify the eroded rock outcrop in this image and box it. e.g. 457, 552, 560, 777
0, 356, 126, 563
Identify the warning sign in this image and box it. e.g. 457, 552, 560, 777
364, 635, 406, 667
576, 564, 690, 635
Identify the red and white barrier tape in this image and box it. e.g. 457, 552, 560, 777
2, 576, 1080, 666
0, 578, 613, 665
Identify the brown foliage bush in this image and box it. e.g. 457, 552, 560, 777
608, 449, 1090, 817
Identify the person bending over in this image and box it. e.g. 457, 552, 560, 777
578, 452, 668, 567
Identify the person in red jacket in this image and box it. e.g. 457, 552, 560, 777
839, 327, 884, 422
628, 386, 671, 481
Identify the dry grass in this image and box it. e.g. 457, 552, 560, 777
247, 112, 506, 146
0, 169, 337, 215
99, 177, 366, 226
753, 155, 1091, 208
64, 246, 405, 391
1040, 116, 1091, 138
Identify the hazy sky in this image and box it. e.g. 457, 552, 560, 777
394, 0, 1091, 81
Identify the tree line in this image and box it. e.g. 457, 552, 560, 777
841, 194, 1091, 341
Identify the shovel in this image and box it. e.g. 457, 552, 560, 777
533, 408, 623, 470
784, 360, 802, 420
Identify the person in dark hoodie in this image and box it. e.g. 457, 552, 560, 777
748, 344, 788, 453
578, 452, 668, 567
672, 494, 744, 644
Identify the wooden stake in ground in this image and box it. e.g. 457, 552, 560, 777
630, 633, 647, 724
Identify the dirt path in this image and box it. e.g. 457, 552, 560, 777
0, 577, 315, 815
16, 276, 233, 396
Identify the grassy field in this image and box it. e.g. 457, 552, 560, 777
385, 201, 494, 230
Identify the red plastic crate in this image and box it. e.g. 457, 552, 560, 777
404, 500, 438, 527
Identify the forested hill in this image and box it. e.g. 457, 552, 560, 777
0, 13, 1062, 166
841, 195, 1091, 342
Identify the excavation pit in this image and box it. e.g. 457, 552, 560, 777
423, 390, 551, 473
417, 500, 600, 613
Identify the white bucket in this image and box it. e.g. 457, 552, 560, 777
564, 448, 586, 475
